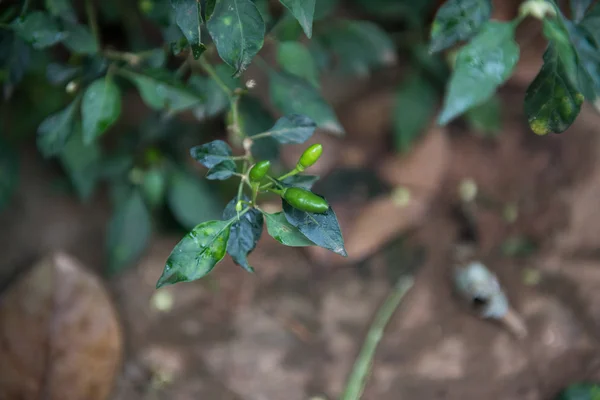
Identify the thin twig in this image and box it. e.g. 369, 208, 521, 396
85, 0, 101, 48
340, 276, 414, 400
198, 54, 233, 96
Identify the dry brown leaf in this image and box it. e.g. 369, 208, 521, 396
0, 253, 123, 400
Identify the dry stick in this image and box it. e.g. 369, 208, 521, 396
340, 276, 415, 400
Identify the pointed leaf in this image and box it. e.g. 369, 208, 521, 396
59, 125, 101, 200
167, 169, 222, 230
45, 0, 77, 22
106, 189, 152, 274
439, 21, 519, 125
269, 70, 344, 135
571, 0, 593, 22
206, 161, 236, 180
525, 45, 583, 135
429, 0, 492, 53
156, 220, 232, 287
279, 0, 315, 38
0, 138, 18, 212
207, 0, 265, 75
222, 196, 263, 272
565, 20, 600, 108
281, 174, 319, 190
263, 211, 315, 246
37, 99, 79, 157
282, 198, 346, 256
189, 140, 233, 168
13, 11, 67, 49
277, 41, 319, 87
62, 22, 98, 54
81, 77, 121, 144
257, 114, 316, 144
119, 68, 202, 112
0, 32, 31, 94
141, 166, 167, 209
170, 0, 206, 59
46, 63, 79, 85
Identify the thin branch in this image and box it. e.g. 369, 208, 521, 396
85, 0, 101, 48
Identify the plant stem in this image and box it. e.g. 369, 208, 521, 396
340, 276, 415, 400
85, 0, 101, 48
104, 49, 142, 65
198, 54, 233, 96
259, 168, 300, 191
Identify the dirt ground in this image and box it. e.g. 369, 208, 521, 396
4, 79, 600, 399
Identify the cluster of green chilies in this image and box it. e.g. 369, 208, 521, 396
235, 143, 329, 214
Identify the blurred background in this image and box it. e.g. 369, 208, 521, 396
3, 0, 600, 399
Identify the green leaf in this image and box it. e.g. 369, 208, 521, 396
62, 22, 98, 54
571, 0, 594, 22
351, 0, 434, 21
46, 63, 79, 85
263, 211, 315, 247
438, 21, 519, 125
0, 138, 19, 212
281, 174, 319, 190
282, 197, 346, 256
314, 0, 338, 19
464, 95, 502, 136
277, 41, 319, 87
541, 18, 579, 86
189, 64, 238, 118
170, 0, 206, 59
59, 125, 101, 200
167, 169, 222, 230
203, 0, 217, 20
279, 0, 315, 38
13, 11, 68, 49
565, 20, 600, 107
81, 77, 122, 144
238, 96, 279, 161
581, 2, 600, 43
269, 70, 344, 135
37, 98, 79, 157
206, 0, 265, 75
120, 68, 202, 112
256, 114, 316, 144
141, 166, 167, 209
222, 196, 264, 272
0, 32, 31, 94
189, 140, 234, 168
524, 45, 583, 135
206, 160, 236, 180
314, 20, 396, 76
393, 73, 438, 153
555, 383, 600, 400
156, 219, 232, 287
106, 189, 152, 274
45, 0, 77, 22
429, 0, 492, 53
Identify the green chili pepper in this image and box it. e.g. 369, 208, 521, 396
249, 160, 270, 182
297, 143, 323, 171
283, 187, 329, 213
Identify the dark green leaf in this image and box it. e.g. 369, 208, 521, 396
59, 125, 101, 200
141, 166, 167, 208
37, 98, 79, 157
206, 160, 236, 180
13, 11, 67, 49
81, 77, 122, 144
581, 2, 600, 44
45, 0, 77, 22
0, 32, 31, 94
253, 0, 272, 26
279, 0, 315, 38
565, 20, 600, 107
351, 0, 434, 21
237, 96, 280, 161
263, 211, 315, 247
542, 18, 578, 85
207, 0, 265, 75
277, 41, 319, 87
571, 0, 594, 22
189, 64, 238, 118
393, 73, 438, 153
46, 63, 79, 85
524, 45, 583, 135
555, 383, 600, 400
314, 20, 396, 76
62, 22, 98, 54
465, 95, 502, 136
203, 0, 217, 20
256, 114, 316, 144
156, 219, 232, 287
167, 169, 222, 230
222, 196, 263, 272
269, 70, 344, 135
429, 0, 492, 53
282, 197, 346, 256
170, 0, 206, 59
281, 174, 319, 190
0, 138, 19, 212
120, 68, 202, 112
143, 48, 167, 68
438, 21, 519, 125
190, 140, 233, 168
106, 189, 152, 274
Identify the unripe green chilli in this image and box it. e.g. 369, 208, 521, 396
283, 187, 329, 213
297, 143, 323, 170
249, 160, 270, 182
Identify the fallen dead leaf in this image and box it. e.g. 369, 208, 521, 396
0, 252, 123, 400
